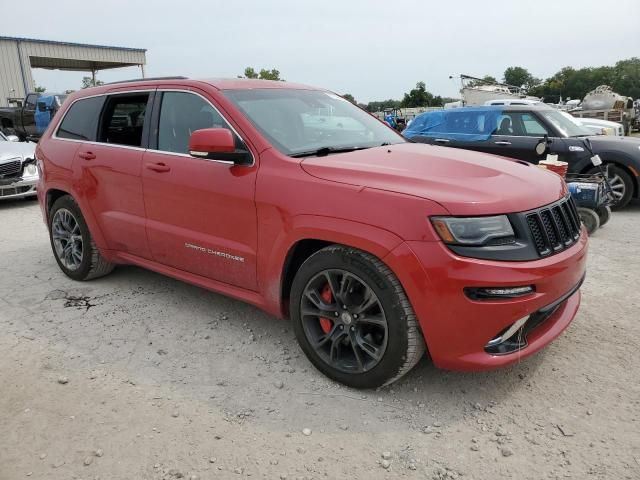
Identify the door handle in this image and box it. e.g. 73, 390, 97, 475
494, 141, 512, 146
145, 161, 171, 173
434, 138, 450, 143
78, 151, 96, 160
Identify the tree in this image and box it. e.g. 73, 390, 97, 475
34, 86, 46, 93
503, 66, 538, 89
81, 76, 104, 89
243, 67, 258, 79
528, 65, 614, 101
468, 75, 497, 87
241, 67, 283, 81
400, 81, 434, 108
342, 93, 356, 104
610, 57, 640, 100
365, 99, 401, 112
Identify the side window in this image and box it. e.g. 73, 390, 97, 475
98, 93, 150, 147
56, 96, 105, 141
520, 113, 548, 136
495, 114, 515, 135
157, 91, 233, 154
24, 94, 38, 110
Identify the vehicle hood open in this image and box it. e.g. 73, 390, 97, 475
301, 143, 566, 216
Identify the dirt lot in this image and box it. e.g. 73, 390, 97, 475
1, 198, 639, 480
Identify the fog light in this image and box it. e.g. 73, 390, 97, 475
465, 285, 535, 300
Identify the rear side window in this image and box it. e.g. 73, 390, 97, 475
56, 96, 105, 141
98, 93, 150, 147
157, 91, 234, 154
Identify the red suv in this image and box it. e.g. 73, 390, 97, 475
36, 78, 588, 388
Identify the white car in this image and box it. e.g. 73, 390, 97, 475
484, 98, 543, 106
0, 131, 38, 199
559, 112, 624, 137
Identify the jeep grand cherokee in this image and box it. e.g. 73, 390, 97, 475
36, 78, 588, 388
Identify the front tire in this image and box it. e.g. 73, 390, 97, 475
590, 165, 633, 209
49, 195, 115, 281
289, 245, 425, 389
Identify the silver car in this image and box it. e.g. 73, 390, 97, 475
0, 132, 38, 199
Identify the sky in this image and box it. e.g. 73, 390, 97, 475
4, 0, 640, 103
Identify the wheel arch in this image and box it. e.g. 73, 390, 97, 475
44, 186, 109, 250
580, 155, 639, 198
265, 215, 405, 319
45, 188, 70, 221
0, 117, 14, 129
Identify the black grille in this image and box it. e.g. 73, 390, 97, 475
0, 160, 21, 178
525, 197, 581, 257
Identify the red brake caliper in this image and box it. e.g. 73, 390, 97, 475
319, 283, 334, 334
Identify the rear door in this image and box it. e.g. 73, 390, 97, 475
142, 88, 259, 290
414, 109, 496, 155
73, 91, 154, 258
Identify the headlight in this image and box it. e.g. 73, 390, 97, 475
431, 215, 515, 246
25, 163, 38, 176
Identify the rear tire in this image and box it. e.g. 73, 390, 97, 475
48, 195, 115, 281
578, 207, 600, 235
289, 245, 425, 389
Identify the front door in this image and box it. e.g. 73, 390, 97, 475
142, 90, 259, 291
22, 93, 38, 137
487, 112, 551, 163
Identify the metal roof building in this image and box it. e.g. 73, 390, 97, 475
0, 36, 147, 107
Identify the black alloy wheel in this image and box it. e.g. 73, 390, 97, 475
300, 269, 388, 374
290, 245, 425, 389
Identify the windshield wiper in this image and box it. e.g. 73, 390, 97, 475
290, 146, 372, 158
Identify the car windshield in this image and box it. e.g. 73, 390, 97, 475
541, 109, 592, 137
223, 88, 405, 156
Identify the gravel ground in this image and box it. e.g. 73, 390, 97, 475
1, 198, 639, 480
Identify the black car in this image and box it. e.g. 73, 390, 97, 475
403, 105, 640, 208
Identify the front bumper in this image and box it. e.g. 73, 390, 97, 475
384, 229, 588, 371
0, 175, 37, 199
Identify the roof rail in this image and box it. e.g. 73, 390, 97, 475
103, 76, 188, 85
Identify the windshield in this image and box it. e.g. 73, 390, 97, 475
223, 89, 405, 156
0, 132, 6, 141
541, 110, 592, 137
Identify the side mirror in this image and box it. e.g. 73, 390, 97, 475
535, 134, 551, 156
188, 128, 251, 165
7, 135, 20, 142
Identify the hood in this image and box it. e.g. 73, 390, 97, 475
588, 135, 640, 153
0, 141, 36, 163
301, 143, 566, 216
